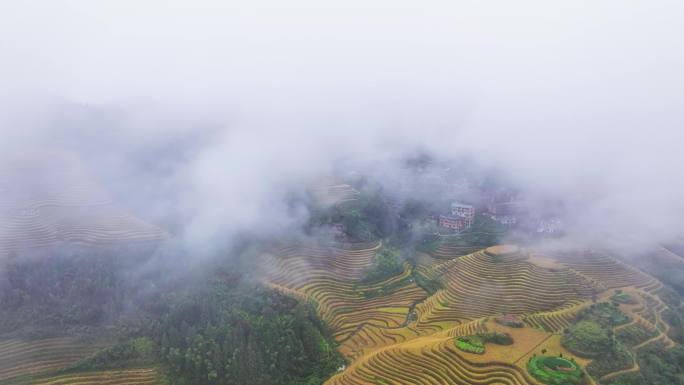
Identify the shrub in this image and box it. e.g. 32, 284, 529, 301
481, 332, 514, 345
453, 332, 513, 354
454, 335, 485, 354
611, 291, 636, 305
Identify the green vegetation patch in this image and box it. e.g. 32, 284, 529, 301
527, 355, 585, 385
453, 332, 513, 354
156, 283, 345, 385
576, 302, 630, 328
563, 302, 632, 360
455, 335, 485, 354
562, 302, 637, 380
480, 332, 514, 345
411, 269, 443, 295
62, 337, 157, 373
586, 342, 633, 379
616, 323, 658, 347
415, 234, 442, 254
602, 344, 684, 385
362, 246, 404, 283
562, 320, 614, 357
611, 290, 636, 305
306, 187, 397, 243
457, 214, 507, 246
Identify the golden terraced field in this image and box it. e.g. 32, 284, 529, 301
263, 242, 678, 385
0, 332, 157, 385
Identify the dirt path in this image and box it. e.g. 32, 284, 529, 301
512, 334, 553, 365
600, 356, 640, 382
634, 333, 666, 351
598, 287, 675, 382
614, 315, 639, 332
637, 291, 675, 348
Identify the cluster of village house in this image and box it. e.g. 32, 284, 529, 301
327, 168, 564, 237
384, 172, 565, 235
427, 176, 562, 234
437, 198, 563, 235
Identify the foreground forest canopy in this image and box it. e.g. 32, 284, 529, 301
2, 173, 684, 385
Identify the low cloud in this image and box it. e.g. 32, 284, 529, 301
1, 0, 683, 254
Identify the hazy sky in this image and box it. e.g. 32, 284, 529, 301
1, 1, 683, 246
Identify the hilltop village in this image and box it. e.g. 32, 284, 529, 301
316, 163, 567, 246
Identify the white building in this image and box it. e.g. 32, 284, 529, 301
536, 218, 562, 234
492, 214, 517, 226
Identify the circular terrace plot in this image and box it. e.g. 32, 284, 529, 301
485, 245, 520, 256
527, 355, 584, 385
484, 245, 525, 262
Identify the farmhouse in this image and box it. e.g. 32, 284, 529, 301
451, 202, 475, 220
495, 313, 525, 327
438, 214, 470, 231
439, 201, 475, 232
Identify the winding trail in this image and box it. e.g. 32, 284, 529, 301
596, 285, 675, 383
599, 356, 640, 382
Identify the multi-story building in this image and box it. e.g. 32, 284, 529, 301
438, 215, 469, 231
450, 202, 475, 227
438, 201, 475, 232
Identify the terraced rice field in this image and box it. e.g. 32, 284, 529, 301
0, 152, 167, 259
429, 242, 484, 260
26, 368, 158, 385
309, 182, 360, 206
556, 252, 659, 292
0, 337, 106, 384
412, 249, 595, 331
0, 337, 160, 385
522, 300, 588, 333
327, 319, 552, 385
264, 242, 678, 385
263, 242, 428, 350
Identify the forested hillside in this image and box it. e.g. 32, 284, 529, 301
0, 244, 343, 385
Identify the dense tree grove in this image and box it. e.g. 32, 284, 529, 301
0, 245, 344, 385
561, 303, 633, 378
307, 188, 394, 242
0, 244, 156, 335
151, 283, 344, 385
605, 345, 684, 385
362, 247, 403, 283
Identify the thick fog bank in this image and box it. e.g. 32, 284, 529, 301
1, 1, 683, 253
